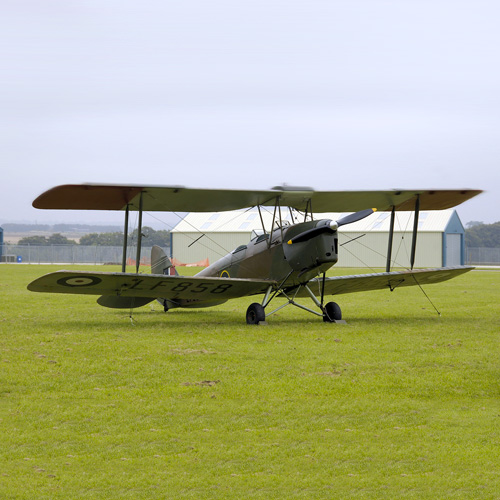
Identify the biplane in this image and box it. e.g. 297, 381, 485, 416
28, 184, 482, 324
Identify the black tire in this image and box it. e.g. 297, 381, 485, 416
323, 301, 342, 322
246, 303, 266, 325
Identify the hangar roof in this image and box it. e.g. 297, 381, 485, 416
171, 209, 286, 233
172, 209, 462, 234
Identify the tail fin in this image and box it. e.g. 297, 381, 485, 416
151, 245, 178, 276
96, 246, 176, 309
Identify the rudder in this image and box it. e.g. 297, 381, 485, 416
151, 245, 178, 276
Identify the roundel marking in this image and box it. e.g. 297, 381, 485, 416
220, 270, 230, 278
57, 276, 102, 287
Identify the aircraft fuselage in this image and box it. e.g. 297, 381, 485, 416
196, 219, 339, 286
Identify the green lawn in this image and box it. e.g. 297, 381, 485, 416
1, 264, 499, 499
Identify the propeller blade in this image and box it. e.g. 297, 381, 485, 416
287, 208, 377, 245
336, 208, 377, 227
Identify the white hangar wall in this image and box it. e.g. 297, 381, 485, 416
171, 209, 279, 265
337, 231, 443, 268
171, 209, 465, 268
172, 231, 252, 265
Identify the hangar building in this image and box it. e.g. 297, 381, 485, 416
171, 209, 466, 269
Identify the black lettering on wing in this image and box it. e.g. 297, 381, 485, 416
191, 283, 210, 293
171, 282, 193, 293
128, 279, 145, 290
150, 280, 171, 290
210, 284, 233, 294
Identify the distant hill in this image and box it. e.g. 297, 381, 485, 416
2, 223, 121, 233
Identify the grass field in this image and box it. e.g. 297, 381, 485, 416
1, 264, 499, 499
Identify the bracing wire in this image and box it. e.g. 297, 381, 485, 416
392, 212, 413, 270
337, 211, 441, 315
339, 238, 378, 272
142, 192, 254, 259
140, 191, 285, 276
411, 275, 441, 316
338, 212, 420, 271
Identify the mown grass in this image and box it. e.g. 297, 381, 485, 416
1, 264, 499, 499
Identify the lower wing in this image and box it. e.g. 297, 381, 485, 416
28, 271, 274, 306
296, 266, 474, 297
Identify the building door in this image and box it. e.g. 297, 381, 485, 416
446, 233, 462, 266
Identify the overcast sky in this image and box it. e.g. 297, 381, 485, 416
1, 0, 498, 229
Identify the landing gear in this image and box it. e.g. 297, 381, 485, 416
246, 282, 345, 324
323, 301, 342, 322
246, 303, 266, 325
245, 279, 345, 324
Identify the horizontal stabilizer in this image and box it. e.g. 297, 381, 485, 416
297, 266, 474, 297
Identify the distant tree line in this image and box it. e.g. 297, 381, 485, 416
17, 227, 170, 247
14, 221, 500, 248
17, 234, 78, 246
465, 221, 500, 248
79, 227, 170, 247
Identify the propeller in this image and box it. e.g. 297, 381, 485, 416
287, 208, 377, 245
336, 208, 377, 228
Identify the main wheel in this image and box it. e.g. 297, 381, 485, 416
246, 303, 266, 325
323, 301, 342, 322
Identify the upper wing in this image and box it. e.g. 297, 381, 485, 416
295, 266, 474, 297
33, 184, 482, 213
28, 270, 274, 300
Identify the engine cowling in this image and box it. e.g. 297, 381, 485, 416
283, 220, 338, 272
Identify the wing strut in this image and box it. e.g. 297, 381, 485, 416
121, 204, 129, 272
257, 205, 267, 237
304, 199, 313, 222
278, 199, 284, 243
386, 205, 395, 272
268, 196, 285, 249
135, 191, 144, 274
410, 195, 420, 270
269, 198, 279, 249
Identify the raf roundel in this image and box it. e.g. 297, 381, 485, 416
57, 276, 102, 287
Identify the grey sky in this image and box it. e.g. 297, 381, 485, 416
1, 0, 498, 228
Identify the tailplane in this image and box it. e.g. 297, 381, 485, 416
96, 245, 175, 309
151, 245, 178, 276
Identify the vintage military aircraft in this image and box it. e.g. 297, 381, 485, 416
28, 184, 481, 324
